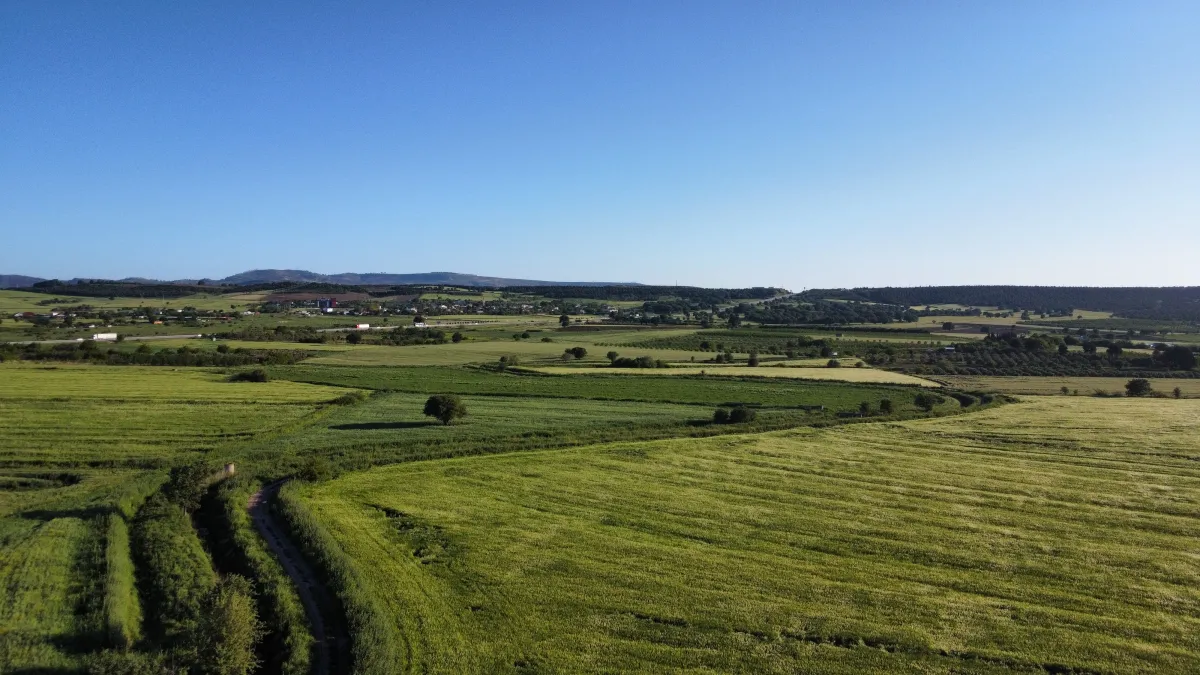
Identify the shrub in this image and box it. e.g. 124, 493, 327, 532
329, 391, 367, 405
163, 461, 219, 513
424, 394, 468, 425
747, 352, 759, 367
949, 392, 976, 407
914, 392, 939, 412
297, 455, 335, 482
451, 332, 463, 343
712, 408, 730, 424
193, 575, 264, 675
858, 401, 872, 416
729, 406, 757, 423
1125, 378, 1153, 397
1175, 387, 1183, 399
826, 359, 840, 368
565, 346, 588, 359
228, 369, 268, 383
879, 399, 894, 414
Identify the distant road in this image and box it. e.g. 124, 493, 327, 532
2, 333, 202, 345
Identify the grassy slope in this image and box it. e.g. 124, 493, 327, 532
291, 397, 1200, 674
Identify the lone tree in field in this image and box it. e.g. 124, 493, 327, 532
559, 314, 570, 328
452, 332, 463, 343
859, 401, 872, 416
1125, 378, 1153, 397
747, 351, 759, 367
566, 346, 587, 360
879, 399, 894, 414
1174, 387, 1183, 399
424, 395, 467, 425
606, 351, 619, 362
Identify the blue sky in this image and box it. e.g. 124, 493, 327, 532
2, 2, 1197, 288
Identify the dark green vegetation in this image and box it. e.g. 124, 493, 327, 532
814, 285, 1200, 321
0, 341, 311, 367
888, 333, 1200, 378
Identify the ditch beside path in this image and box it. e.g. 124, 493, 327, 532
249, 481, 351, 675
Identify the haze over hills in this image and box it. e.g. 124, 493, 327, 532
0, 269, 636, 288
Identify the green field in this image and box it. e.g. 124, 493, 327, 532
532, 364, 939, 386
287, 396, 1200, 673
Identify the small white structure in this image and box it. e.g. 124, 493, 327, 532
355, 323, 370, 330
91, 333, 118, 341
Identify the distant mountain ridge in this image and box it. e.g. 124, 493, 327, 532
0, 270, 636, 288
0, 275, 44, 288
218, 269, 636, 287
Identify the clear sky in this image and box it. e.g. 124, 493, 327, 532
2, 2, 1197, 289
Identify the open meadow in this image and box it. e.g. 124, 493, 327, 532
286, 396, 1200, 674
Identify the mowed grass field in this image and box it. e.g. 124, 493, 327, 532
531, 365, 940, 386
289, 396, 1200, 674
939, 375, 1200, 397
0, 364, 351, 465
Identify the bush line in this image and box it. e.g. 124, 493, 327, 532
277, 482, 406, 675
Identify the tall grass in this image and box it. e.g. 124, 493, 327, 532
102, 513, 142, 649
131, 494, 218, 648
277, 482, 405, 675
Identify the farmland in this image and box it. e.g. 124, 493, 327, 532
284, 396, 1200, 674
2, 282, 1199, 674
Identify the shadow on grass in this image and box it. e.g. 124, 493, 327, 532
329, 421, 439, 431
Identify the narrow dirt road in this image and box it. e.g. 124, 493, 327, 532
249, 481, 351, 675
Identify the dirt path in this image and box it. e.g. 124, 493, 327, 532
249, 481, 351, 675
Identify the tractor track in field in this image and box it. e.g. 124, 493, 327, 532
249, 481, 351, 675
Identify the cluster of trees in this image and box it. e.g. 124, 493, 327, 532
741, 299, 918, 325
808, 285, 1200, 322
886, 335, 1199, 378
606, 352, 668, 368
